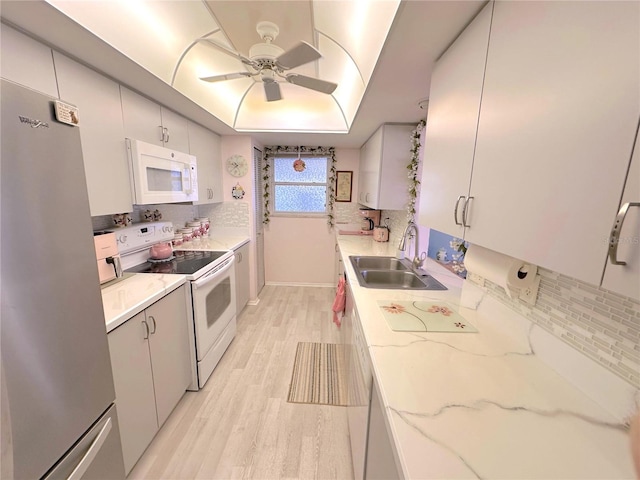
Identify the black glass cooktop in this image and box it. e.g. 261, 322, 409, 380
126, 250, 228, 275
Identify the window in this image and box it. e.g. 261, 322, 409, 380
272, 155, 329, 214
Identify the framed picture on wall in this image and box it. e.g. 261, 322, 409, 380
335, 171, 353, 202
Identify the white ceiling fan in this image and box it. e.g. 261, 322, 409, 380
199, 21, 338, 102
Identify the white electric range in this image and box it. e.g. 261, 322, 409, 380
116, 222, 237, 389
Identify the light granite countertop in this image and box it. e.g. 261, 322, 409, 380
337, 234, 637, 479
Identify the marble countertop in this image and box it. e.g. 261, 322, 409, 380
177, 232, 249, 252
101, 273, 186, 333
337, 234, 636, 479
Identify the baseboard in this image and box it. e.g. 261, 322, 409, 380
247, 298, 260, 306
265, 281, 335, 288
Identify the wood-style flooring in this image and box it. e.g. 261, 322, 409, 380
128, 285, 354, 480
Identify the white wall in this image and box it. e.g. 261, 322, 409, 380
264, 148, 360, 286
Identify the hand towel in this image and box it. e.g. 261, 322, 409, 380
332, 277, 346, 327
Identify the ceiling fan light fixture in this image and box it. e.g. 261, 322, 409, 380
249, 42, 284, 61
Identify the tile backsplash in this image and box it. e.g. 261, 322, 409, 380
481, 267, 640, 388
91, 201, 249, 233
198, 202, 250, 228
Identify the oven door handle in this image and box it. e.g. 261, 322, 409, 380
192, 257, 234, 289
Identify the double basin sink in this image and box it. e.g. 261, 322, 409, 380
349, 256, 447, 290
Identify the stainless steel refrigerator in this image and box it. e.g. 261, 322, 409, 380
1, 79, 126, 479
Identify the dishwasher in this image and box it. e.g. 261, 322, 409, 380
347, 303, 373, 480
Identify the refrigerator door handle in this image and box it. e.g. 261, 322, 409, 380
67, 418, 112, 480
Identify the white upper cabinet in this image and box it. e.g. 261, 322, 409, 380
53, 52, 133, 216
358, 124, 414, 210
358, 127, 382, 207
160, 107, 190, 153
466, 1, 639, 286
601, 123, 640, 301
0, 24, 58, 98
418, 2, 493, 239
188, 121, 223, 204
120, 86, 190, 152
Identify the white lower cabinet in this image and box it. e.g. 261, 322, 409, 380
347, 305, 373, 480
365, 377, 401, 480
108, 286, 191, 474
235, 242, 250, 314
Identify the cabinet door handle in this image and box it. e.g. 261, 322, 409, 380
608, 202, 640, 265
148, 315, 157, 334
454, 196, 465, 226
142, 320, 150, 340
158, 126, 164, 142
163, 127, 169, 143
365, 193, 370, 202
462, 196, 474, 227
209, 188, 213, 199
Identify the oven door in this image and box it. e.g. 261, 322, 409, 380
191, 256, 236, 362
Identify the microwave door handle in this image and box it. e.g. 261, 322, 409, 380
192, 258, 234, 289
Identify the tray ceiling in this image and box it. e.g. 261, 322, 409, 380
45, 0, 401, 134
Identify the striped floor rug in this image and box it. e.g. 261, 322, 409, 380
287, 342, 348, 406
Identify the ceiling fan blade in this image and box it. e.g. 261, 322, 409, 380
286, 74, 337, 95
276, 41, 322, 70
264, 81, 282, 102
200, 72, 252, 83
199, 38, 256, 68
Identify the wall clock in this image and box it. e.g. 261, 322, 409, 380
226, 154, 248, 177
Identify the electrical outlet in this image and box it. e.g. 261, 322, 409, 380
519, 275, 540, 306
467, 272, 485, 287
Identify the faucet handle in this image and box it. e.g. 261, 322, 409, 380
412, 252, 427, 270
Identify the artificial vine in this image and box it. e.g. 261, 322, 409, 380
262, 157, 271, 224
262, 146, 336, 227
406, 119, 426, 223
326, 148, 337, 228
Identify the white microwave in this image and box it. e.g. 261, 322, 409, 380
126, 138, 198, 204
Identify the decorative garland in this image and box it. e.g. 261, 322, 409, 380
406, 119, 426, 223
262, 146, 337, 227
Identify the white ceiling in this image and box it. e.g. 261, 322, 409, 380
0, 0, 485, 148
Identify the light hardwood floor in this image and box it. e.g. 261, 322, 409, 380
128, 285, 355, 480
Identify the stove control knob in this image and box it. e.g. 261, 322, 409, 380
162, 225, 172, 233
118, 234, 127, 243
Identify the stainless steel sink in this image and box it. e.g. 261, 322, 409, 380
349, 256, 447, 290
350, 256, 408, 271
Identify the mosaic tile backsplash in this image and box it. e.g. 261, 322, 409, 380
91, 201, 249, 233
481, 267, 640, 388
198, 202, 250, 228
